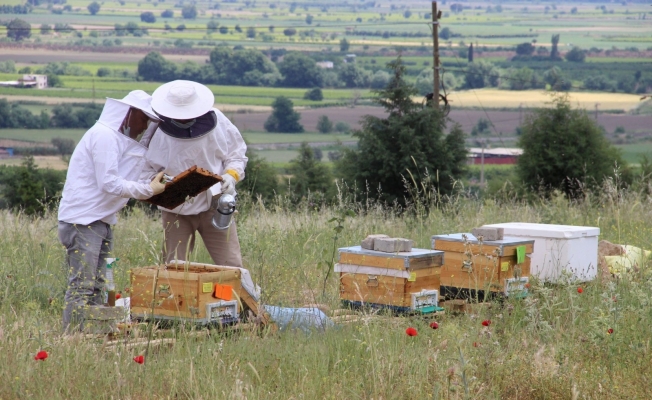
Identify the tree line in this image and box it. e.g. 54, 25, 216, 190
0, 100, 102, 130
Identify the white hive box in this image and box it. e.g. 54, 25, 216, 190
483, 223, 599, 283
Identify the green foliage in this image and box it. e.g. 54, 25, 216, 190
181, 4, 197, 19
138, 51, 178, 82
464, 60, 500, 89
335, 121, 350, 133
0, 60, 15, 73
316, 115, 333, 134
517, 95, 628, 198
336, 57, 467, 205
288, 142, 334, 201
279, 52, 323, 88
161, 9, 173, 18
7, 19, 31, 41
51, 137, 76, 155
240, 149, 281, 203
339, 38, 350, 52
303, 87, 323, 101
0, 157, 65, 215
470, 118, 491, 136
140, 11, 156, 23
50, 104, 102, 129
550, 34, 561, 60
264, 97, 304, 133
210, 46, 280, 86
87, 1, 100, 15
440, 27, 451, 40
565, 47, 586, 63
0, 99, 49, 129
504, 67, 544, 90
515, 42, 535, 56
338, 64, 370, 88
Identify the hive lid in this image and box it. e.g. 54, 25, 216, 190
483, 223, 600, 239
430, 233, 535, 247
338, 245, 443, 259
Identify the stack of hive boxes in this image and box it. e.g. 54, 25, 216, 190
337, 235, 445, 313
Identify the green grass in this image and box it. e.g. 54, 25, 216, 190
0, 129, 86, 143
2, 189, 652, 398
616, 143, 652, 165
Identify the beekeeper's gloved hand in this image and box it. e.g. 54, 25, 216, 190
149, 171, 166, 196
220, 170, 238, 196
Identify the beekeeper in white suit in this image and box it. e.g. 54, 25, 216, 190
142, 80, 247, 267
58, 90, 166, 333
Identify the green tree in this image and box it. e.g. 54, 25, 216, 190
161, 9, 173, 18
264, 97, 304, 133
240, 148, 281, 203
138, 51, 177, 81
288, 142, 334, 201
515, 42, 535, 56
7, 19, 31, 41
335, 57, 467, 205
338, 64, 371, 88
565, 47, 586, 63
51, 137, 76, 155
87, 1, 100, 15
210, 46, 279, 86
40, 24, 51, 35
305, 14, 313, 25
550, 34, 561, 60
517, 95, 627, 198
181, 5, 197, 19
464, 60, 500, 89
140, 11, 156, 23
303, 87, 323, 101
316, 115, 333, 133
278, 52, 323, 88
283, 28, 296, 37
206, 20, 219, 33
440, 27, 451, 40
2, 157, 47, 215
339, 38, 350, 52
246, 26, 256, 38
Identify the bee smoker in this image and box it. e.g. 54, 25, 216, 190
211, 194, 236, 230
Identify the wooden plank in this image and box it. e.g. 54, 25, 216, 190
439, 252, 503, 291
433, 240, 533, 257
340, 273, 407, 307
145, 165, 221, 210
408, 254, 444, 270
338, 253, 406, 270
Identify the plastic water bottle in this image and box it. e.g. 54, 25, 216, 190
105, 258, 118, 306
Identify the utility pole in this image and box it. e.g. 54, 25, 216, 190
480, 139, 486, 188
594, 103, 600, 121
431, 1, 440, 110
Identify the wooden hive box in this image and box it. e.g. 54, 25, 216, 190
337, 246, 444, 312
130, 262, 263, 325
431, 233, 534, 295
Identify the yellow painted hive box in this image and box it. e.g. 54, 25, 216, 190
431, 233, 534, 295
130, 262, 262, 325
337, 246, 444, 312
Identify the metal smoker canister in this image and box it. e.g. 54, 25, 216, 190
211, 194, 236, 230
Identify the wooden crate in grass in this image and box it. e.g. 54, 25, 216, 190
130, 262, 265, 325
431, 233, 534, 295
337, 246, 444, 312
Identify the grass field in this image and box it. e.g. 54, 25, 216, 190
2, 189, 652, 398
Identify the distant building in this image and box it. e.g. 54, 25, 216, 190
344, 54, 357, 63
316, 61, 334, 69
468, 147, 522, 165
0, 147, 15, 158
0, 74, 48, 89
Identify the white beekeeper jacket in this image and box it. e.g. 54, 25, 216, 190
58, 93, 158, 225
142, 108, 247, 215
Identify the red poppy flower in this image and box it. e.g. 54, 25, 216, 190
405, 327, 418, 336
524, 283, 531, 289
612, 296, 617, 302
115, 293, 122, 300
473, 342, 480, 347
577, 287, 583, 294
607, 328, 614, 335
481, 320, 491, 327
429, 322, 439, 330
133, 355, 145, 364
34, 350, 48, 361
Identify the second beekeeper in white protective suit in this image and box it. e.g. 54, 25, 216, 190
141, 80, 247, 268
58, 90, 167, 333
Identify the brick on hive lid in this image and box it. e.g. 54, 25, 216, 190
373, 237, 414, 253
471, 226, 504, 241
360, 234, 389, 250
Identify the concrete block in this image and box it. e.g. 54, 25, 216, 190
373, 237, 414, 253
361, 234, 390, 250
471, 227, 504, 241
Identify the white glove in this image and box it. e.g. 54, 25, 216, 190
220, 173, 237, 196
149, 171, 166, 196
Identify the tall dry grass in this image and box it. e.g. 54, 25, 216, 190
1, 186, 652, 399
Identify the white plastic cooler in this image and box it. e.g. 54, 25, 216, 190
483, 223, 600, 282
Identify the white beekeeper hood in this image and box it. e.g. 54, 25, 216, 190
99, 90, 160, 148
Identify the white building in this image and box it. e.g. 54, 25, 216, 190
316, 61, 334, 69
0, 74, 48, 89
